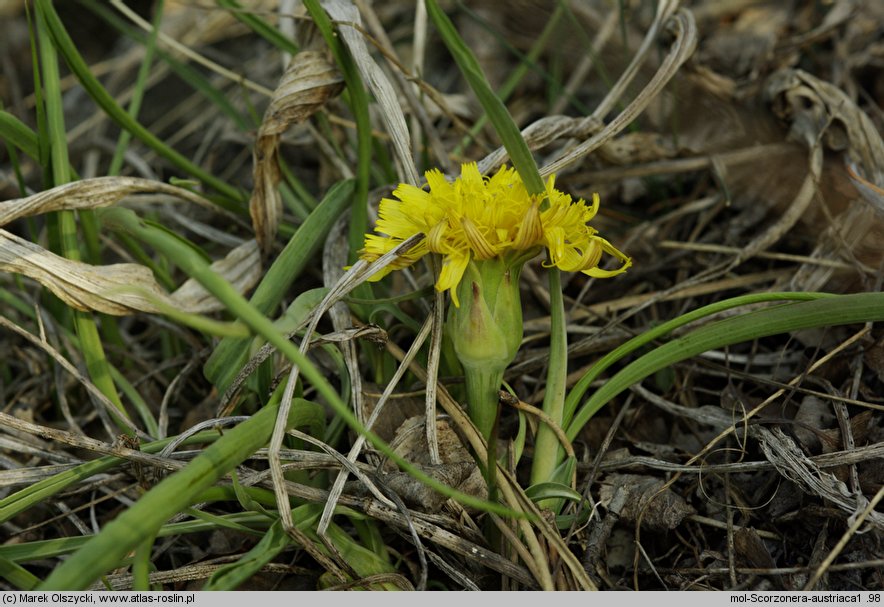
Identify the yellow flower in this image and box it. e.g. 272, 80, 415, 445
361, 162, 631, 306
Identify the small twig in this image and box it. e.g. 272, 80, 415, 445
0, 314, 142, 438
500, 391, 576, 468
803, 484, 884, 590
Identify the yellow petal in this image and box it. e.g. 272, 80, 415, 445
437, 252, 470, 307
581, 237, 632, 277
461, 217, 497, 259
554, 240, 602, 273
513, 202, 543, 250
543, 226, 566, 265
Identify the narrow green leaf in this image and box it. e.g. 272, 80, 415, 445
425, 0, 544, 195
204, 181, 354, 393
566, 292, 884, 440
37, 2, 130, 430
109, 0, 165, 177
524, 482, 583, 504
216, 0, 299, 56
0, 556, 40, 590
453, 2, 571, 155
563, 292, 831, 428
39, 396, 292, 589
203, 519, 291, 591
0, 110, 39, 159
34, 0, 243, 206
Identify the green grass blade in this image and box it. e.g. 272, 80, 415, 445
109, 0, 164, 177
302, 0, 372, 259
108, 366, 160, 437
562, 292, 833, 428
38, 395, 292, 589
132, 533, 157, 591
203, 180, 354, 393
0, 556, 40, 590
0, 110, 39, 159
36, 3, 130, 431
202, 519, 291, 590
453, 2, 572, 156
34, 0, 243, 206
216, 0, 299, 56
425, 0, 544, 195
566, 292, 884, 440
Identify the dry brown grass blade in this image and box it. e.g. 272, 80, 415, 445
316, 316, 433, 534
0, 410, 184, 471
0, 228, 260, 316
250, 50, 344, 253
0, 176, 218, 224
539, 7, 698, 178
764, 68, 884, 291
475, 4, 697, 178
1, 177, 261, 314
322, 0, 420, 186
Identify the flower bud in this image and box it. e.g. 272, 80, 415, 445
447, 257, 524, 440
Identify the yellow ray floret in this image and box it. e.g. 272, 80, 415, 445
361, 162, 631, 305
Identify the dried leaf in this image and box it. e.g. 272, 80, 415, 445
765, 69, 884, 291
599, 473, 695, 531
250, 50, 343, 253
0, 177, 218, 225
766, 69, 884, 184
1, 228, 171, 315
378, 416, 486, 511
0, 229, 260, 316
734, 528, 785, 588
751, 425, 884, 530
597, 132, 677, 166
0, 179, 261, 315
321, 0, 419, 186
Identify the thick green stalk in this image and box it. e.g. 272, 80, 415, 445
463, 365, 504, 444
529, 268, 567, 487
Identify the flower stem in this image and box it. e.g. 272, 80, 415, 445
530, 267, 568, 489
463, 365, 504, 444
463, 364, 502, 498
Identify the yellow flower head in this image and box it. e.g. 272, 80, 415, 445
361, 162, 631, 306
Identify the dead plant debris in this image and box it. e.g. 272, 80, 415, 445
1, 0, 882, 593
